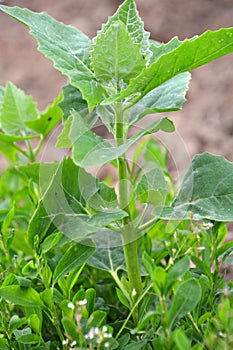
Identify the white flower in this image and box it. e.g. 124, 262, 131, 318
67, 302, 75, 310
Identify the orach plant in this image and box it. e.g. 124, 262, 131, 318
0, 1, 233, 349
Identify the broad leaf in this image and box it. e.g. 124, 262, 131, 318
88, 230, 125, 272
28, 158, 125, 246
168, 278, 202, 328
25, 93, 63, 136
156, 153, 233, 221
1, 82, 38, 135
135, 166, 167, 206
58, 84, 98, 125
91, 21, 145, 83
128, 72, 190, 125
0, 285, 43, 307
53, 242, 95, 284
149, 37, 183, 64
0, 5, 103, 109
96, 105, 115, 133
111, 28, 233, 103
59, 85, 88, 120
101, 0, 150, 56
73, 117, 174, 167
56, 110, 98, 149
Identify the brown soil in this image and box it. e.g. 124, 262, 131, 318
1, 0, 233, 164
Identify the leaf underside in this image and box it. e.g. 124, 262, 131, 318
155, 153, 233, 222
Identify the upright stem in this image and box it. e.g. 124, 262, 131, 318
115, 103, 142, 321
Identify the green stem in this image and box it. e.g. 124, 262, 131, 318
34, 135, 44, 158
115, 103, 143, 322
25, 139, 36, 162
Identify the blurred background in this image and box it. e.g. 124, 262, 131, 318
1, 0, 233, 166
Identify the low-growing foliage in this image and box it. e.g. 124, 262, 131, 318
0, 0, 233, 348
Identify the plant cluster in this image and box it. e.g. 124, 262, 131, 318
0, 0, 233, 349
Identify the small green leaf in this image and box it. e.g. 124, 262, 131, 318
62, 317, 78, 340
1, 204, 15, 239
115, 27, 233, 102
174, 328, 191, 350
165, 256, 190, 294
53, 242, 95, 284
88, 310, 107, 328
25, 93, 63, 136
16, 333, 41, 344
91, 21, 145, 83
9, 315, 27, 332
1, 82, 38, 135
168, 278, 202, 328
0, 6, 103, 109
41, 232, 63, 254
28, 314, 41, 334
0, 285, 43, 307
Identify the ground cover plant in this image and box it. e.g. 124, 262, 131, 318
0, 0, 233, 348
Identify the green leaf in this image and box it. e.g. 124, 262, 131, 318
0, 285, 43, 307
88, 310, 107, 328
124, 340, 148, 350
96, 105, 115, 133
168, 278, 202, 328
115, 27, 233, 102
88, 231, 125, 272
28, 314, 41, 334
56, 110, 98, 149
16, 333, 41, 344
135, 166, 167, 206
1, 81, 38, 135
56, 115, 73, 148
101, 0, 150, 56
73, 117, 174, 167
41, 232, 63, 254
53, 242, 95, 284
59, 209, 127, 241
59, 84, 88, 120
28, 157, 124, 245
149, 37, 183, 64
157, 153, 233, 221
91, 21, 145, 83
61, 317, 78, 340
174, 328, 191, 350
0, 6, 103, 110
0, 132, 37, 162
128, 72, 190, 125
166, 256, 190, 294
0, 340, 9, 350
25, 93, 63, 136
